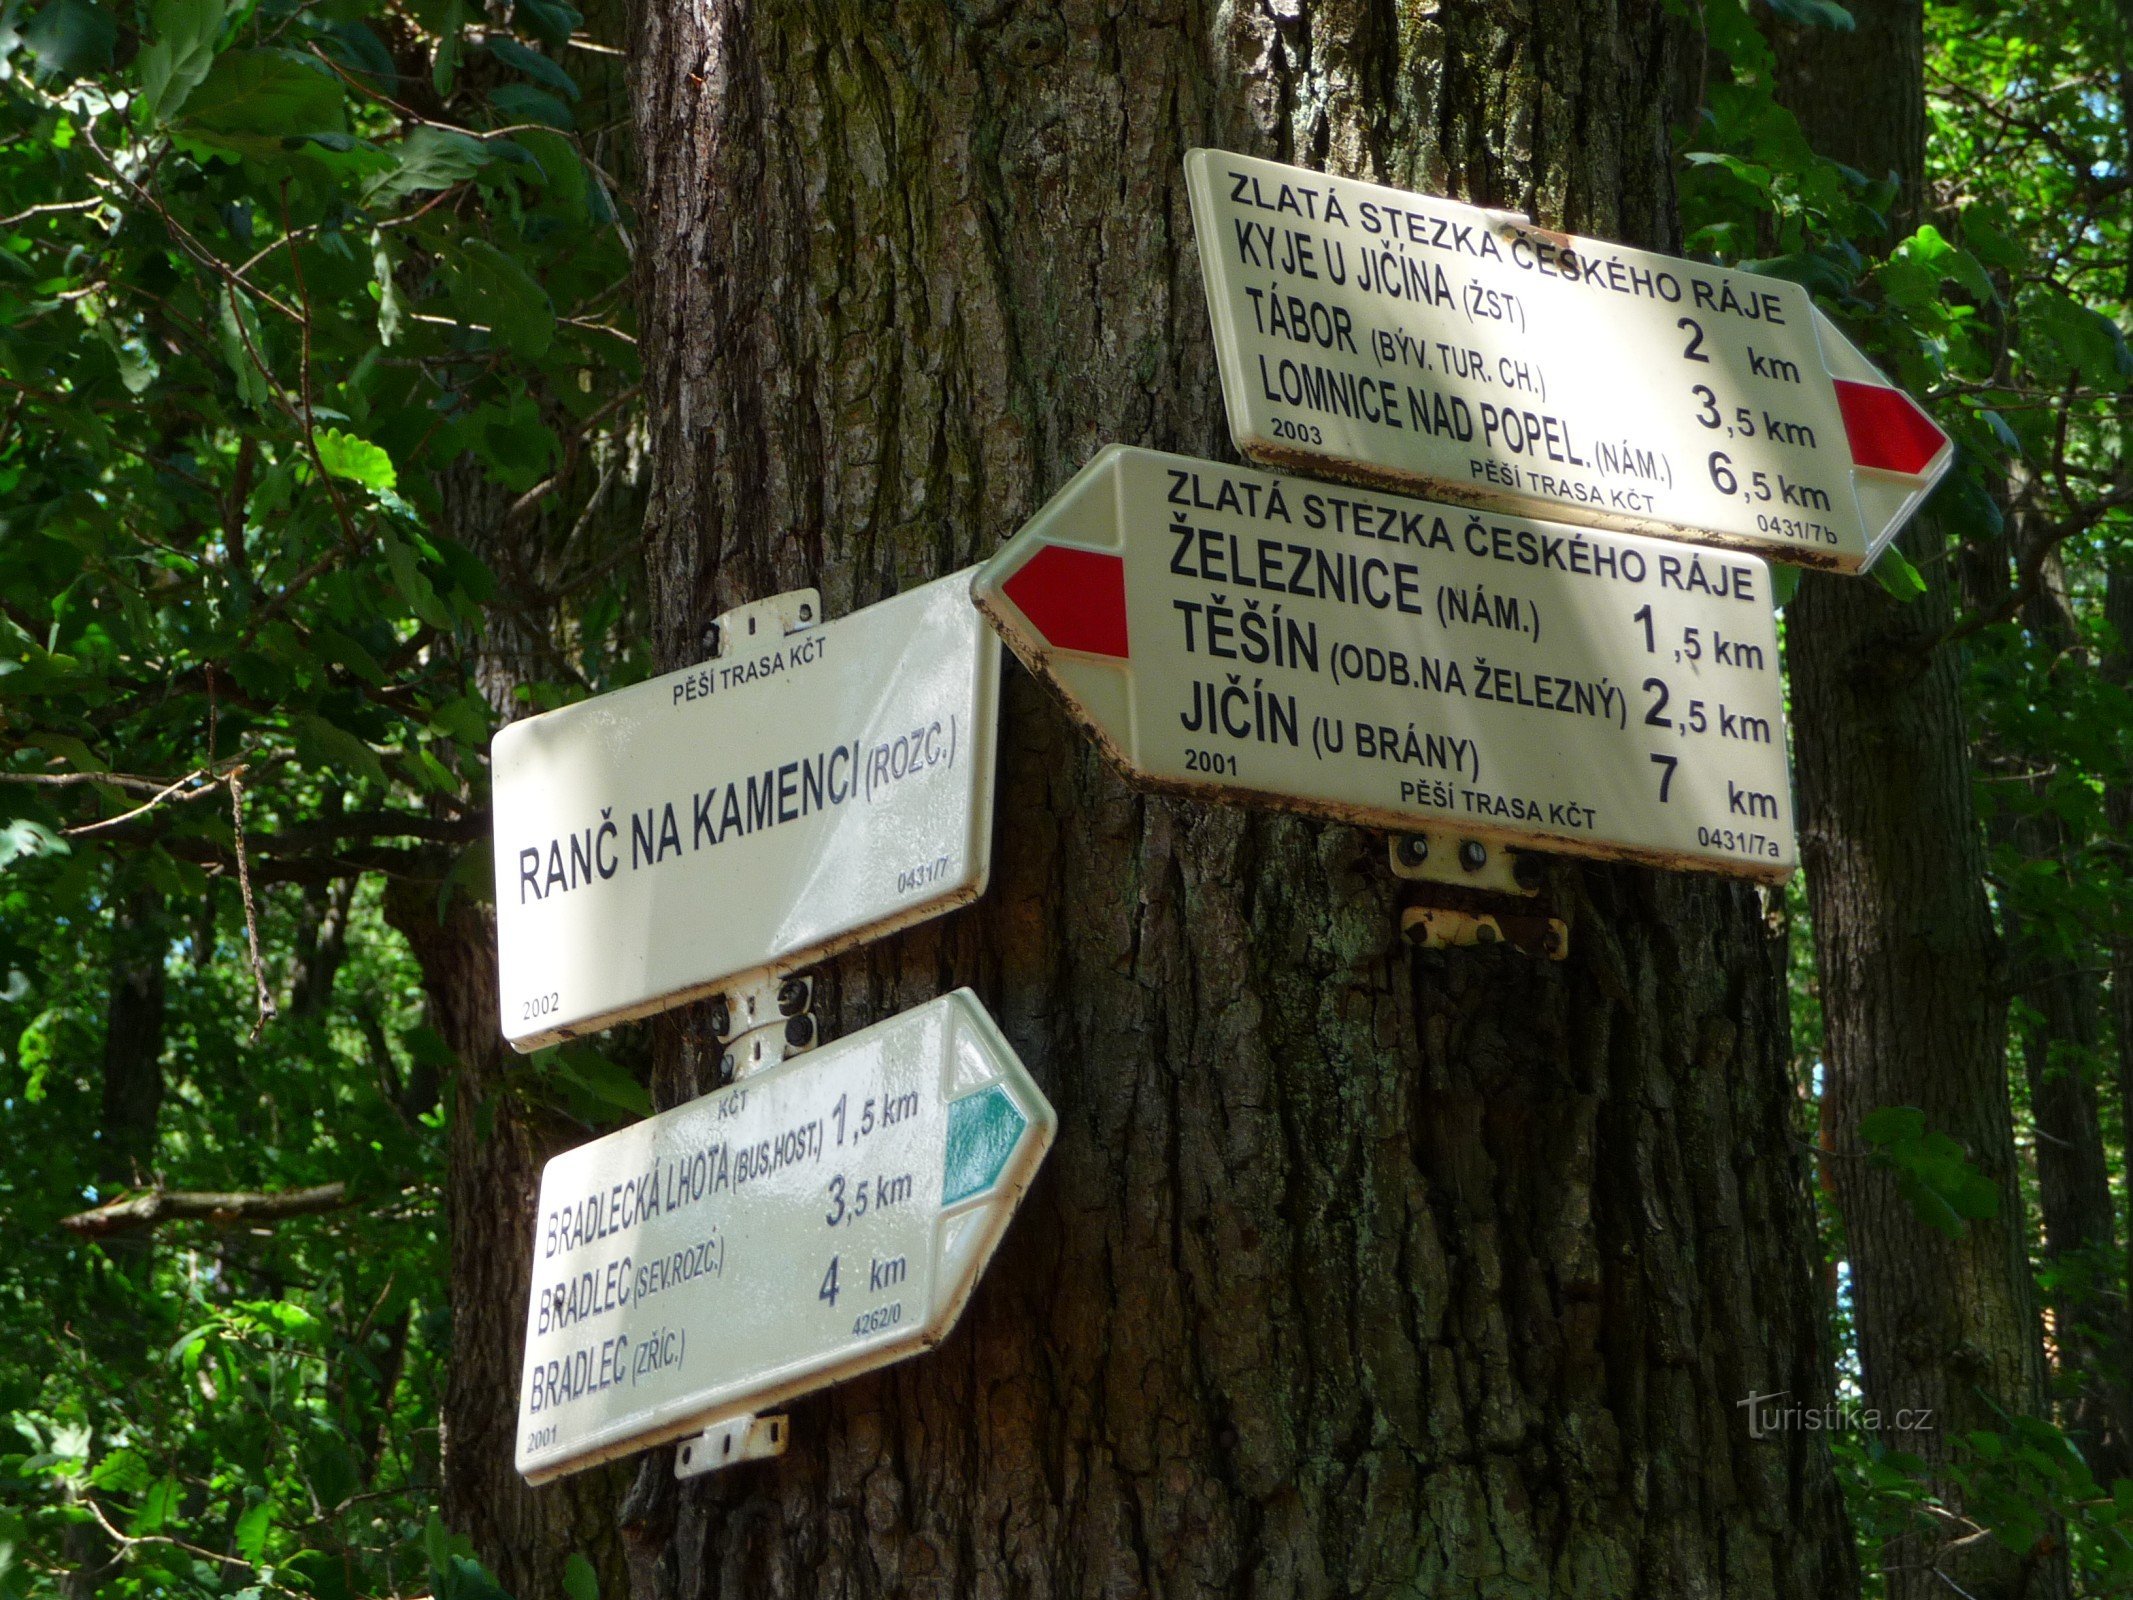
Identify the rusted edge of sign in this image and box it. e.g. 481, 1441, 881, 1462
971, 587, 1795, 887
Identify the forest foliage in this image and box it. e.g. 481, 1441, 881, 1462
0, 0, 2128, 1593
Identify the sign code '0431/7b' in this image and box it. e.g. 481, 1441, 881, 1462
972, 445, 1798, 882
489, 572, 1001, 1051
1184, 148, 1952, 574
514, 989, 1055, 1484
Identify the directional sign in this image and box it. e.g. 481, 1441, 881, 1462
973, 446, 1797, 881
1184, 148, 1951, 574
515, 989, 1055, 1483
491, 573, 999, 1051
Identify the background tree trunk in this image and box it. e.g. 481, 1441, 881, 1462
608, 5, 1861, 1597
386, 458, 644, 1600
1775, 4, 2060, 1594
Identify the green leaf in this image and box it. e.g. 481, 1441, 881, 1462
21, 0, 116, 80
512, 0, 581, 49
562, 1552, 599, 1600
218, 285, 274, 409
1770, 561, 1802, 608
1871, 545, 1926, 602
515, 128, 587, 216
368, 126, 494, 206
381, 533, 456, 631
234, 1499, 274, 1565
291, 713, 389, 787
131, 1476, 182, 1536
136, 0, 224, 123
183, 48, 345, 137
314, 428, 397, 492
432, 0, 466, 97
446, 239, 554, 357
1858, 1106, 1926, 1146
317, 20, 395, 86
486, 35, 578, 98
486, 82, 573, 129
372, 230, 403, 346
470, 394, 559, 490
0, 819, 69, 869
428, 692, 491, 747
549, 1047, 652, 1119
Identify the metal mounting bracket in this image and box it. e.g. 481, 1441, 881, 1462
1388, 834, 1567, 960
712, 973, 815, 1081
711, 587, 820, 659
674, 1412, 788, 1479
1387, 833, 1542, 897
1400, 903, 1568, 960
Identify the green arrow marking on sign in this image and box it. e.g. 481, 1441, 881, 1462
943, 1084, 1027, 1205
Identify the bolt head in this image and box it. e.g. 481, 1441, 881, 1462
1475, 922, 1500, 944
719, 1049, 736, 1078
1459, 840, 1487, 872
708, 1003, 730, 1038
776, 977, 808, 1015
785, 1015, 814, 1048
1396, 835, 1429, 867
1542, 929, 1563, 956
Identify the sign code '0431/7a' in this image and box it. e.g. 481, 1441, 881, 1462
489, 572, 1001, 1051
514, 989, 1055, 1484
1184, 148, 1952, 574
972, 445, 1798, 882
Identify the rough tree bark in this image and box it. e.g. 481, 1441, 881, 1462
1775, 4, 2060, 1594
607, 5, 1859, 1597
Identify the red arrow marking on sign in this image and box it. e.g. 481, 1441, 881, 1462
1832, 379, 1947, 477
1000, 544, 1130, 658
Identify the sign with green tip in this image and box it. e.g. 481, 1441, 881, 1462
514, 989, 1055, 1484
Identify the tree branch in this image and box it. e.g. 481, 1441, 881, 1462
60, 1182, 350, 1238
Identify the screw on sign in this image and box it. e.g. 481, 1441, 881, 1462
975, 445, 1798, 883
1183, 148, 1952, 574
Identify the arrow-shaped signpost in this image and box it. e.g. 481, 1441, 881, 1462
974, 445, 1797, 882
1184, 148, 1952, 574
515, 989, 1054, 1484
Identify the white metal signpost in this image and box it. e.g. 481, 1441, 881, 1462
973, 446, 1797, 881
1184, 148, 1953, 574
491, 572, 1000, 1052
514, 989, 1055, 1484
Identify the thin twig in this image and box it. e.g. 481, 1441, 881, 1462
63, 769, 221, 836
227, 772, 278, 1037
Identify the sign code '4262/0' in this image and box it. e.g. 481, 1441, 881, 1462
514, 990, 1055, 1483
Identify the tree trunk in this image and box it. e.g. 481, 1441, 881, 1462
613, 5, 1858, 1597
63, 884, 173, 1600
1774, 5, 2059, 1595
1997, 536, 2126, 1484
2106, 553, 2133, 1470
386, 451, 650, 1600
